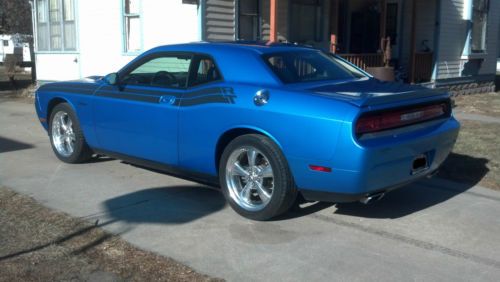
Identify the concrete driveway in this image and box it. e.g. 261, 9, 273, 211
1, 98, 500, 281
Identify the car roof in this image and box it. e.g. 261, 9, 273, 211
151, 41, 319, 55
126, 42, 323, 86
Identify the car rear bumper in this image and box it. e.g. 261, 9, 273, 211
289, 117, 460, 202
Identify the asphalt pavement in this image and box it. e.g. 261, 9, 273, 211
1, 98, 500, 281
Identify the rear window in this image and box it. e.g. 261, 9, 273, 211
263, 50, 365, 84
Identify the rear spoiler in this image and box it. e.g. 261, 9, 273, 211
314, 88, 449, 108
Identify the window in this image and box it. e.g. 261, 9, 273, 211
121, 54, 192, 88
238, 0, 260, 40
290, 0, 323, 43
189, 56, 222, 86
471, 0, 489, 53
36, 0, 76, 51
3, 40, 8, 47
264, 51, 365, 84
123, 0, 142, 53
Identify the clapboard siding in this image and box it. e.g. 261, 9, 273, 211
435, 0, 500, 79
435, 0, 467, 79
205, 0, 235, 41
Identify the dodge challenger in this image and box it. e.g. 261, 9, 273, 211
35, 42, 460, 220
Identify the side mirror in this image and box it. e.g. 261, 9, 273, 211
103, 73, 119, 85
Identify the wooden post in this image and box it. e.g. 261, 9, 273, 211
330, 34, 337, 53
270, 0, 277, 42
409, 0, 417, 83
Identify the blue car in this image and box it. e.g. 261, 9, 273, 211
35, 42, 460, 220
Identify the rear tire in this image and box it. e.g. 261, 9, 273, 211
49, 103, 93, 163
219, 134, 297, 220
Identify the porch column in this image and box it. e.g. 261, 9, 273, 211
270, 0, 277, 42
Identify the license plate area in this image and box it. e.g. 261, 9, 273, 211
411, 154, 429, 175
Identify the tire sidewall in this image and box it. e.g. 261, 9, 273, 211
48, 103, 87, 163
219, 134, 296, 220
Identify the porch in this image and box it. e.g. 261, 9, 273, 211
204, 0, 438, 84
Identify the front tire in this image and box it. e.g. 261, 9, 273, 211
49, 103, 92, 163
219, 134, 297, 220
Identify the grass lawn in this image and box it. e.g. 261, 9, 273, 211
453, 92, 500, 118
438, 93, 500, 190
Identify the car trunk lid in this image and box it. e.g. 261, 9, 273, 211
305, 78, 447, 108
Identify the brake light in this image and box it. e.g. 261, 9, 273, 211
356, 103, 447, 135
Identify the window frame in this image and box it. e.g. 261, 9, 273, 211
470, 0, 489, 54
262, 50, 367, 84
117, 52, 224, 90
35, 0, 78, 53
122, 0, 143, 55
237, 0, 261, 41
118, 52, 195, 90
187, 54, 224, 87
462, 0, 489, 57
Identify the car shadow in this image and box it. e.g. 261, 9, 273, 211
333, 152, 490, 219
0, 136, 34, 153
102, 185, 226, 224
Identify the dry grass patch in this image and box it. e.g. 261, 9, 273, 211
453, 92, 500, 118
438, 120, 500, 190
0, 186, 223, 282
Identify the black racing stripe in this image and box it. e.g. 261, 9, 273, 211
99, 85, 181, 97
57, 83, 100, 89
45, 84, 100, 91
178, 95, 230, 107
42, 87, 96, 95
182, 87, 222, 98
97, 91, 160, 103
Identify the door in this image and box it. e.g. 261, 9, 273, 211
93, 53, 193, 165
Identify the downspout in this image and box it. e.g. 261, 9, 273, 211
198, 0, 205, 41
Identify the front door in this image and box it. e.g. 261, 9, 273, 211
93, 53, 193, 165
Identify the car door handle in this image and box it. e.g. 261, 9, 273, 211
160, 95, 177, 105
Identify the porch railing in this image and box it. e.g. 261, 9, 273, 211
412, 52, 433, 83
338, 53, 383, 70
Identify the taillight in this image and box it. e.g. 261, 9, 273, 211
356, 102, 448, 135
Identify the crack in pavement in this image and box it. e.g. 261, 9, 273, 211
311, 213, 500, 270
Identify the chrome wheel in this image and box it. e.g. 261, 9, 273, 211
51, 111, 76, 157
225, 146, 275, 212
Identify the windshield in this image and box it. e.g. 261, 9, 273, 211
263, 50, 366, 84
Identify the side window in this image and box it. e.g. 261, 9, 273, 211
188, 56, 222, 87
121, 54, 192, 88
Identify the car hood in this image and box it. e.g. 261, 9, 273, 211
303, 78, 447, 107
38, 76, 104, 91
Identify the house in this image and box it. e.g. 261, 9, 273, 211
0, 34, 31, 66
31, 0, 499, 94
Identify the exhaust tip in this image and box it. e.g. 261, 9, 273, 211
360, 192, 385, 204
427, 169, 439, 178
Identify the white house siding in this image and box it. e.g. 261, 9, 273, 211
435, 0, 499, 80
35, 0, 199, 81
435, 0, 467, 79
204, 0, 235, 41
